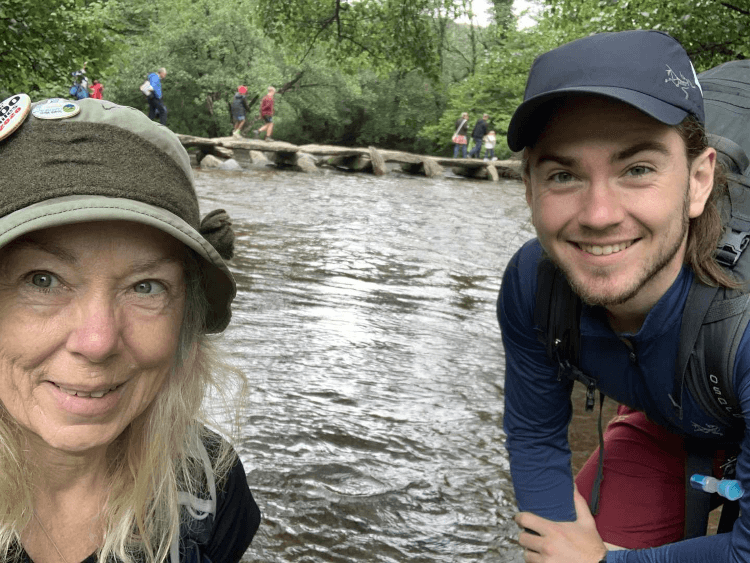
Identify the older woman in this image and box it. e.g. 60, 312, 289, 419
0, 95, 260, 562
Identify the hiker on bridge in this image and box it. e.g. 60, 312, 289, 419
232, 85, 250, 137
147, 67, 168, 126
452, 112, 469, 158
468, 113, 489, 159
255, 86, 276, 141
499, 30, 750, 562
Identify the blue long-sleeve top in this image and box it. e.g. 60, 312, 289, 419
148, 72, 163, 99
499, 238, 750, 562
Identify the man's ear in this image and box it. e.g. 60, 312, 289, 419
523, 149, 533, 208
524, 175, 533, 208
688, 147, 716, 218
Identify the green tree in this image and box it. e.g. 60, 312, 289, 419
1, 0, 120, 99
539, 0, 749, 70
425, 0, 750, 159
105, 0, 283, 137
258, 0, 473, 78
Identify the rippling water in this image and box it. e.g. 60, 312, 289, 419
194, 167, 535, 562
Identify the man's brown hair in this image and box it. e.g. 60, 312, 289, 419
677, 115, 737, 289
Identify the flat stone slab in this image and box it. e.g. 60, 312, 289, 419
177, 134, 522, 180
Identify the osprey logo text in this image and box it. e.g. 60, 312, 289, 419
691, 422, 723, 436
665, 65, 697, 99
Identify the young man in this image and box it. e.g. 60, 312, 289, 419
231, 85, 250, 137
468, 113, 489, 158
498, 30, 750, 562
256, 86, 276, 141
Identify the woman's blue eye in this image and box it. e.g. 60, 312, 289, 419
134, 280, 166, 294
31, 272, 57, 288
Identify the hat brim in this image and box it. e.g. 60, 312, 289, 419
0, 195, 235, 333
507, 86, 690, 152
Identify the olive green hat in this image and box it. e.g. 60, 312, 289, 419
0, 95, 235, 333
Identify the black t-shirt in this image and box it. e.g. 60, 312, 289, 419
17, 440, 261, 563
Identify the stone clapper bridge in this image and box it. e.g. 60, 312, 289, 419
177, 134, 522, 181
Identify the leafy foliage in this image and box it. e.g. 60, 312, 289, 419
422, 0, 750, 158
258, 0, 469, 79
540, 0, 750, 70
5, 0, 748, 158
0, 0, 119, 99
104, 0, 282, 137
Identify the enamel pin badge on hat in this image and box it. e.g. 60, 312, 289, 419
32, 98, 81, 120
0, 94, 31, 141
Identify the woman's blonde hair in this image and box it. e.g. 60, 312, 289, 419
0, 250, 248, 563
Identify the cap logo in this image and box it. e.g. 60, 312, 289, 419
0, 94, 31, 142
689, 61, 703, 95
665, 64, 697, 99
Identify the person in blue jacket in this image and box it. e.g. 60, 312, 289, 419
498, 30, 750, 562
148, 67, 168, 126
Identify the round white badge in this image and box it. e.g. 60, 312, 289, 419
0, 93, 31, 141
32, 98, 81, 120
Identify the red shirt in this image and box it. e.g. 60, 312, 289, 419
90, 83, 104, 100
260, 94, 274, 116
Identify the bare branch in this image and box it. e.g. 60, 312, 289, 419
278, 71, 305, 95
720, 2, 750, 16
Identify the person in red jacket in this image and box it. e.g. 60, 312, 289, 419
89, 80, 103, 100
256, 86, 276, 141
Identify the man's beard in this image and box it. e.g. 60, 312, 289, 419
555, 185, 691, 308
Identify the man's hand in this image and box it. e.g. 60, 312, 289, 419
515, 486, 608, 563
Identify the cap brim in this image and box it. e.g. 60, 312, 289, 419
507, 86, 690, 152
0, 195, 235, 333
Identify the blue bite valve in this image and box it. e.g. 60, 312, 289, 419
690, 474, 744, 501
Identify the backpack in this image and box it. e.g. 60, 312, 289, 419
170, 433, 218, 563
140, 78, 155, 98
534, 59, 750, 537
69, 81, 88, 100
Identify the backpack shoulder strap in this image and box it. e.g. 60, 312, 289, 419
171, 434, 218, 563
672, 281, 719, 421
534, 257, 601, 409
707, 133, 749, 176
534, 257, 581, 365
534, 256, 607, 513
682, 285, 749, 427
679, 165, 750, 431
716, 169, 750, 268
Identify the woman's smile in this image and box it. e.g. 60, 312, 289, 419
46, 380, 126, 417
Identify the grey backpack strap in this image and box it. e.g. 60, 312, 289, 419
672, 282, 719, 420
707, 134, 750, 175
170, 437, 218, 563
690, 290, 750, 424
716, 177, 750, 268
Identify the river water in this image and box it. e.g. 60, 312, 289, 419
195, 166, 535, 562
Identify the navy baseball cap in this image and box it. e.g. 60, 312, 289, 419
507, 30, 705, 152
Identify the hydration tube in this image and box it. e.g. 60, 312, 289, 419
690, 474, 744, 501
